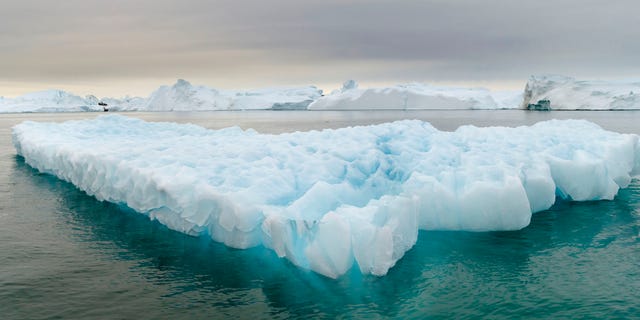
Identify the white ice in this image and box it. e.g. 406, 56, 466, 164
0, 90, 106, 113
12, 115, 640, 278
7, 75, 640, 112
523, 74, 640, 110
308, 80, 522, 110
0, 79, 321, 113
0, 89, 147, 113
144, 79, 322, 111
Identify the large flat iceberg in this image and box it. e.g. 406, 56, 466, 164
308, 80, 522, 110
13, 115, 640, 278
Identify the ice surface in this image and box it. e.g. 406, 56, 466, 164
523, 75, 640, 110
0, 90, 103, 113
0, 79, 322, 113
492, 90, 525, 109
144, 79, 322, 111
13, 115, 640, 278
0, 89, 147, 113
7, 75, 640, 112
309, 81, 521, 110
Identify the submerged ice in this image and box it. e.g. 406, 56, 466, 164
12, 115, 640, 278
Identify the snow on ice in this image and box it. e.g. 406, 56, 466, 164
12, 115, 640, 278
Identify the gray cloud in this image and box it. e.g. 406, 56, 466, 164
1, 0, 639, 95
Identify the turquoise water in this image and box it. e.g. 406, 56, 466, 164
1, 111, 639, 319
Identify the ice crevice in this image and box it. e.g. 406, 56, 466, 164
12, 115, 640, 278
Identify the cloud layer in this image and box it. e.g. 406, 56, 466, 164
2, 0, 639, 95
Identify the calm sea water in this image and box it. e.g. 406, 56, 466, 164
1, 110, 639, 319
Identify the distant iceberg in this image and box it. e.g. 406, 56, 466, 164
143, 79, 322, 111
13, 115, 639, 278
6, 75, 640, 112
0, 89, 104, 113
523, 75, 640, 110
0, 89, 147, 113
0, 79, 322, 113
309, 80, 522, 110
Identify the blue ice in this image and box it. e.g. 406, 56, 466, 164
12, 115, 640, 278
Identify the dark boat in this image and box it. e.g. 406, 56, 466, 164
98, 101, 109, 112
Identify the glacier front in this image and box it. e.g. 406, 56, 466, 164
12, 115, 640, 278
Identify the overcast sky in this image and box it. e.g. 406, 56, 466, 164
1, 0, 639, 97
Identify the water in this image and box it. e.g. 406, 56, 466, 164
1, 110, 639, 319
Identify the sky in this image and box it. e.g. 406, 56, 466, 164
1, 0, 639, 97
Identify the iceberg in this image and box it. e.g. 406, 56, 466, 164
7, 75, 640, 112
0, 89, 103, 113
523, 75, 640, 110
144, 79, 322, 111
0, 80, 322, 113
12, 115, 640, 278
308, 80, 522, 110
0, 89, 147, 113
